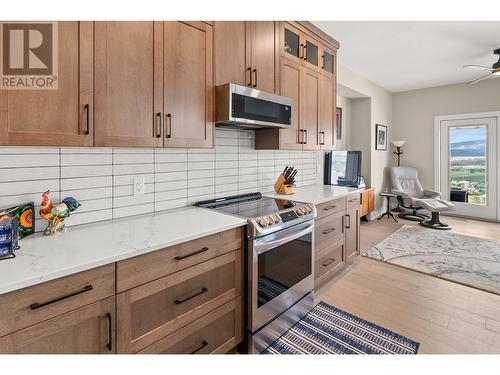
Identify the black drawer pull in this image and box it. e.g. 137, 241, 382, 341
174, 246, 209, 261
83, 104, 90, 135
106, 312, 113, 351
175, 287, 208, 305
322, 258, 336, 267
322, 228, 336, 235
191, 340, 208, 354
30, 284, 93, 310
348, 198, 357, 203
323, 205, 336, 211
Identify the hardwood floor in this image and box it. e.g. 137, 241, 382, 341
316, 215, 500, 354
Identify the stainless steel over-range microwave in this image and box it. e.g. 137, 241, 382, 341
215, 83, 293, 130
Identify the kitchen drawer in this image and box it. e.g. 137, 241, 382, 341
117, 250, 242, 353
315, 197, 345, 220
0, 296, 115, 354
0, 264, 115, 337
139, 297, 242, 354
314, 241, 344, 290
346, 192, 361, 209
117, 228, 242, 292
314, 211, 344, 254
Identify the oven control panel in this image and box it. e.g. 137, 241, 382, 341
256, 203, 315, 228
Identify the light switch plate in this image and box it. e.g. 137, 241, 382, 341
133, 177, 145, 196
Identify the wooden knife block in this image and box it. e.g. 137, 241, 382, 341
274, 174, 295, 195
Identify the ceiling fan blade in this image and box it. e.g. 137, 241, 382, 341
463, 64, 495, 71
469, 73, 493, 85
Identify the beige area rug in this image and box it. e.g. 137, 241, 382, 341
363, 225, 500, 295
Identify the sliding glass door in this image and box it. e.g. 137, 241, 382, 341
438, 116, 498, 220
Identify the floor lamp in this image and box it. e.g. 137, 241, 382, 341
392, 140, 405, 166
392, 140, 406, 212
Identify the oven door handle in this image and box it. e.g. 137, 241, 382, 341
253, 222, 314, 255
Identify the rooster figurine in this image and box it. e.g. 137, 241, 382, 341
40, 191, 81, 235
39, 190, 54, 222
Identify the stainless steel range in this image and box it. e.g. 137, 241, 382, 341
195, 192, 316, 353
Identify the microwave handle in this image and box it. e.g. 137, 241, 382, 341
254, 222, 314, 255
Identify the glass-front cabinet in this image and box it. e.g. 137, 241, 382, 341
281, 22, 335, 76
322, 49, 335, 75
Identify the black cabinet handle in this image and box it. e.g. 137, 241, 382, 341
322, 228, 335, 235
323, 205, 336, 211
174, 287, 208, 305
83, 104, 90, 135
252, 69, 257, 88
345, 214, 351, 229
174, 246, 209, 261
191, 340, 208, 354
321, 54, 325, 69
304, 129, 308, 144
30, 284, 93, 310
106, 312, 112, 351
166, 113, 172, 138
303, 44, 307, 61
155, 112, 162, 138
247, 67, 252, 87
322, 258, 336, 267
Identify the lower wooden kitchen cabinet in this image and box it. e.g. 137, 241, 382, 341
116, 250, 242, 353
313, 193, 361, 290
0, 228, 244, 354
0, 297, 115, 354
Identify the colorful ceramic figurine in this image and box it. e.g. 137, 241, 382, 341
40, 191, 81, 235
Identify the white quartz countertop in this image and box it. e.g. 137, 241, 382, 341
263, 184, 365, 205
0, 207, 246, 295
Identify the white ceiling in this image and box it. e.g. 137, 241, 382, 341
313, 21, 500, 92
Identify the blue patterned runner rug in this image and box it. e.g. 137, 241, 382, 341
263, 301, 419, 354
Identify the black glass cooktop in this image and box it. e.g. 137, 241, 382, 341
194, 192, 297, 219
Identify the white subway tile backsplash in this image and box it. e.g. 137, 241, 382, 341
0, 129, 319, 231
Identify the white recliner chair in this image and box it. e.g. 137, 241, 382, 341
389, 167, 455, 230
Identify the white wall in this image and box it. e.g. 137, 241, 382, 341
335, 95, 352, 151
337, 65, 393, 217
392, 78, 500, 188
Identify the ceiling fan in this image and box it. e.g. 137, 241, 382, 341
464, 48, 500, 84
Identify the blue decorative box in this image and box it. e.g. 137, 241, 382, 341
0, 216, 19, 260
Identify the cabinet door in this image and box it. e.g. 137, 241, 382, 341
345, 208, 360, 262
280, 22, 303, 62
213, 22, 247, 86
302, 68, 320, 150
164, 22, 213, 148
278, 58, 302, 150
319, 74, 335, 150
247, 21, 276, 93
0, 297, 115, 354
0, 22, 93, 146
321, 46, 336, 76
94, 22, 163, 147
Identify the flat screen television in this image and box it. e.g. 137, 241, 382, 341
324, 151, 363, 187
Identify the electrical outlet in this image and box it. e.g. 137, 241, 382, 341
133, 177, 145, 196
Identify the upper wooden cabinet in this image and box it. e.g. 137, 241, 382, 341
95, 21, 213, 148
319, 74, 336, 150
214, 21, 276, 93
213, 22, 247, 86
0, 22, 93, 146
164, 22, 213, 148
280, 22, 337, 77
94, 22, 163, 147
